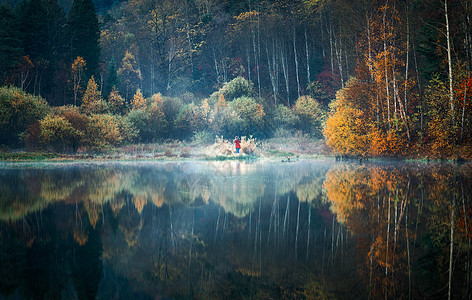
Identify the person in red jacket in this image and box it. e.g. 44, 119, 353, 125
234, 136, 241, 154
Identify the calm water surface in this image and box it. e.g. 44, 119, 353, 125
0, 159, 471, 299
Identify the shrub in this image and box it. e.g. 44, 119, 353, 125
0, 86, 50, 146
211, 105, 241, 137
125, 109, 151, 142
209, 76, 255, 104
273, 104, 299, 131
174, 103, 208, 139
114, 115, 139, 144
162, 96, 183, 137
84, 114, 124, 152
147, 93, 167, 138
240, 136, 259, 154
54, 105, 88, 133
192, 130, 214, 145
293, 95, 325, 137
39, 114, 83, 152
230, 96, 265, 137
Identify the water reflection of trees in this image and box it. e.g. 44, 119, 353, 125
4, 161, 470, 298
323, 163, 472, 299
1, 160, 353, 299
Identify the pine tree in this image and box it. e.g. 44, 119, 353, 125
105, 57, 118, 97
66, 0, 100, 77
17, 0, 48, 61
0, 5, 23, 82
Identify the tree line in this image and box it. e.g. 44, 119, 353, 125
1, 0, 472, 157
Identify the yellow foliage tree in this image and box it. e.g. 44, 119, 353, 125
82, 76, 108, 115
131, 89, 146, 111
71, 56, 86, 106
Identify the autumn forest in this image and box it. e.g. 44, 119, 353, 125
1, 0, 472, 158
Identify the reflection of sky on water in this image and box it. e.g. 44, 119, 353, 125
0, 160, 471, 299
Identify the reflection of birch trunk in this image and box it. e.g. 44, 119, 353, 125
248, 207, 252, 242
295, 200, 300, 260
306, 204, 311, 262
463, 185, 471, 298
283, 196, 290, 238
386, 192, 391, 299
331, 215, 335, 264
322, 227, 326, 274
406, 202, 411, 300
448, 193, 455, 300
215, 207, 220, 240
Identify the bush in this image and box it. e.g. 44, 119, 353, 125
209, 76, 255, 104
0, 86, 50, 146
273, 104, 299, 132
174, 103, 208, 139
84, 114, 124, 152
293, 95, 325, 137
39, 114, 83, 152
162, 96, 183, 137
126, 109, 151, 142
192, 130, 214, 145
230, 96, 265, 137
147, 93, 167, 138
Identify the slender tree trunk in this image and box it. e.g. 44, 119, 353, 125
404, 1, 410, 115
461, 76, 467, 142
293, 27, 301, 100
383, 1, 391, 130
281, 45, 290, 105
247, 46, 251, 82
305, 29, 311, 84
445, 0, 455, 128
320, 11, 326, 58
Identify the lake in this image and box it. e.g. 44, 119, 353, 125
0, 159, 471, 299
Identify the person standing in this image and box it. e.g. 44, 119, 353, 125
234, 136, 241, 154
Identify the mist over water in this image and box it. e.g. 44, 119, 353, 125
0, 160, 471, 299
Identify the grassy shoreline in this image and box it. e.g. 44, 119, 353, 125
1, 137, 470, 164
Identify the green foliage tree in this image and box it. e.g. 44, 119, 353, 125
209, 76, 255, 104
229, 96, 265, 137
273, 104, 300, 131
293, 95, 325, 137
105, 57, 118, 97
174, 103, 208, 139
0, 86, 50, 146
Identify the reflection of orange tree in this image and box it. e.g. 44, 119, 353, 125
324, 163, 472, 299
323, 164, 413, 299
